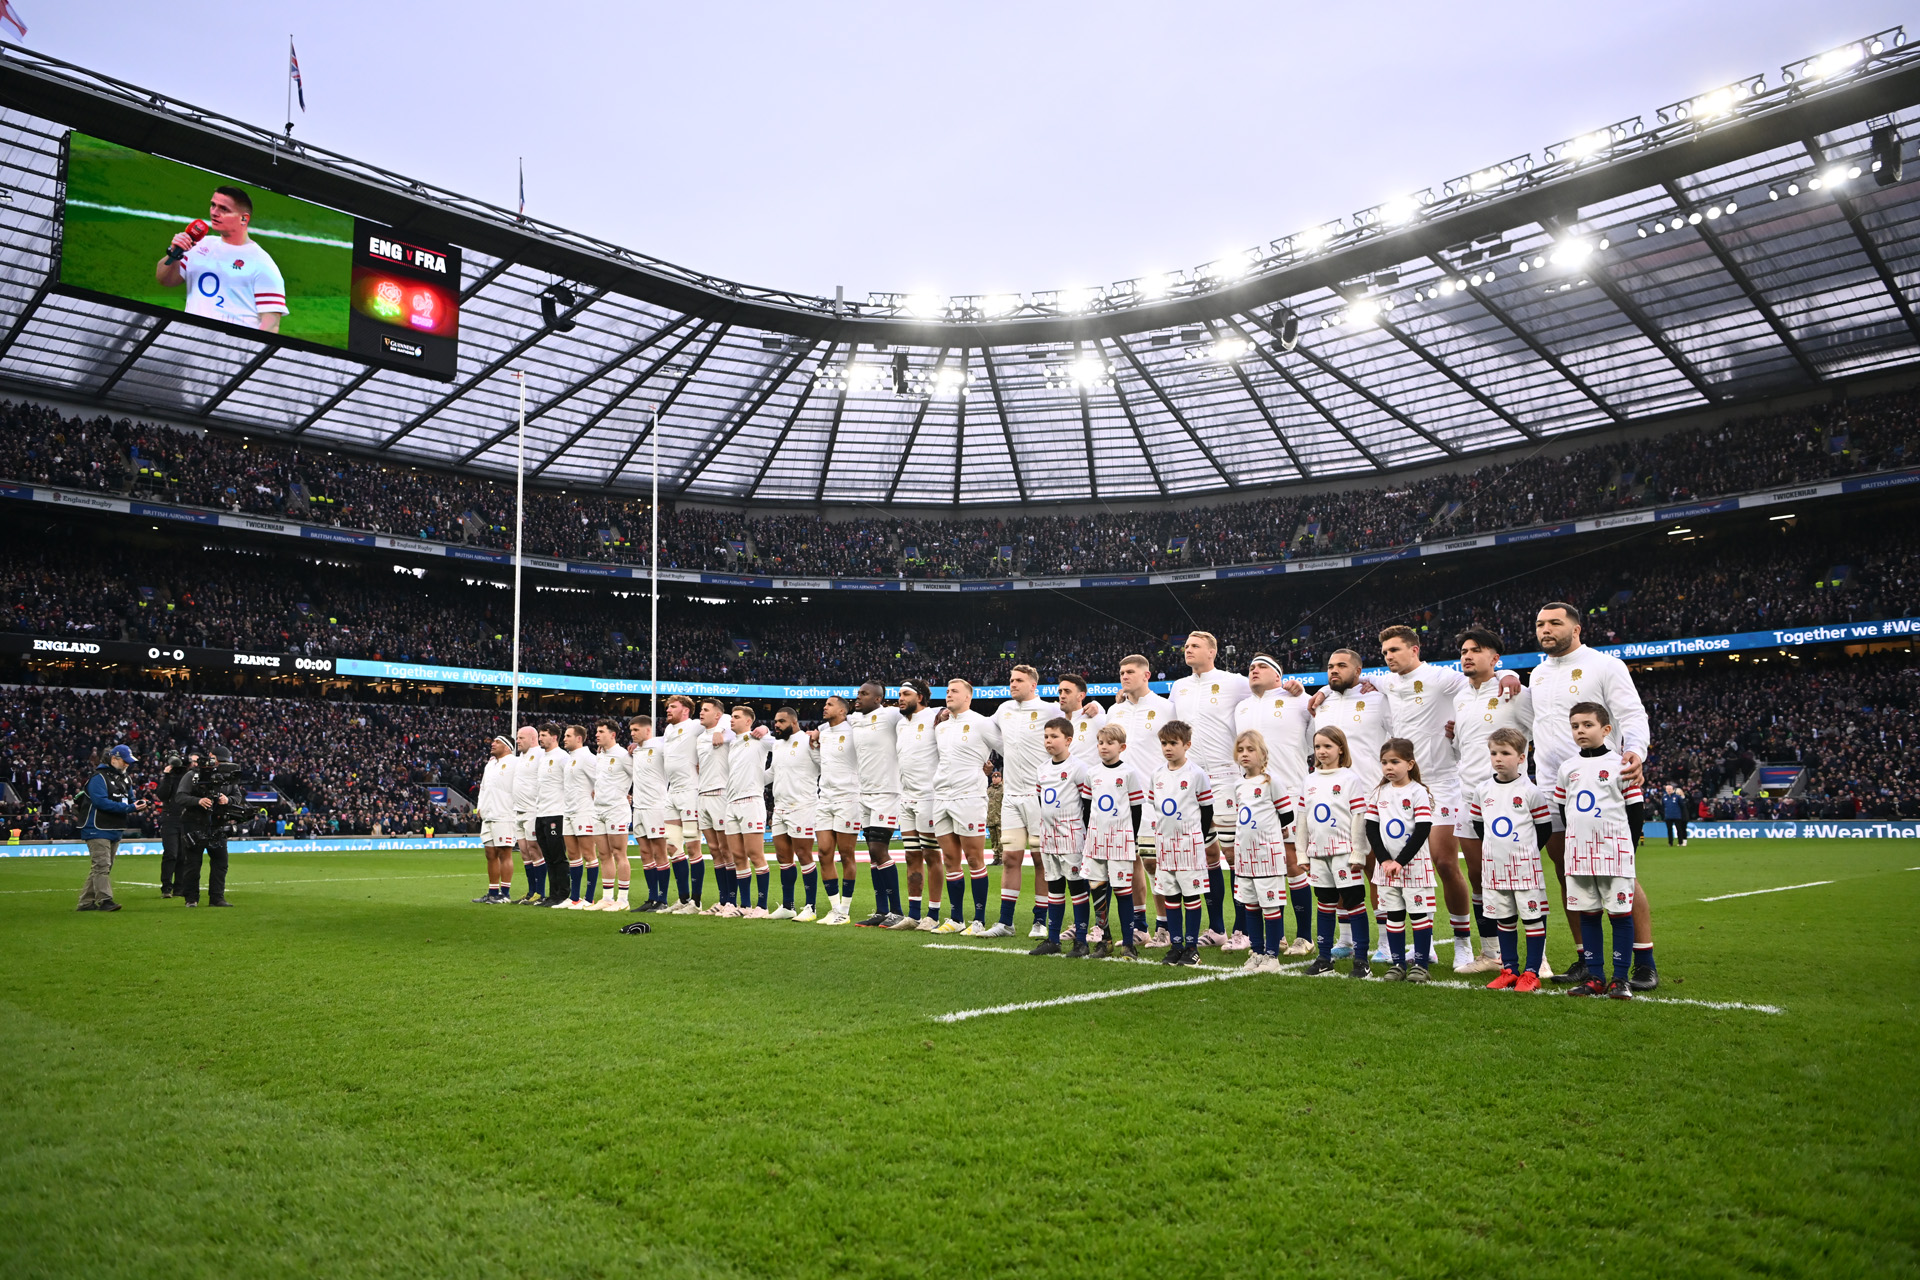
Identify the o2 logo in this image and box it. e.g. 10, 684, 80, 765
1575, 790, 1598, 813
1239, 805, 1255, 827
196, 272, 225, 310
1096, 793, 1117, 814
1042, 786, 1058, 806
1312, 802, 1332, 824
1160, 797, 1180, 817
1490, 815, 1515, 840
1385, 817, 1406, 841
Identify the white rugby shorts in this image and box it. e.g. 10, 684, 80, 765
562, 809, 598, 837
514, 814, 538, 843
725, 796, 767, 836
770, 801, 816, 840
1003, 791, 1044, 834
697, 793, 729, 834
633, 807, 669, 840
1081, 852, 1134, 891
1375, 881, 1437, 916
1152, 863, 1206, 898
596, 807, 631, 836
668, 786, 700, 828
898, 793, 939, 835
932, 796, 987, 839
816, 793, 863, 835
1037, 819, 1085, 882
1231, 872, 1288, 909
859, 794, 902, 832
1426, 775, 1463, 827
1566, 873, 1635, 915
1309, 854, 1367, 891
1483, 885, 1552, 921
481, 817, 517, 847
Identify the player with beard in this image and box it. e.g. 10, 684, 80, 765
1105, 653, 1172, 945
659, 696, 704, 909
811, 696, 862, 925
767, 706, 822, 921
893, 680, 945, 930
988, 664, 1060, 938
1526, 602, 1658, 990
722, 705, 774, 916
475, 734, 518, 903
930, 679, 1003, 934
849, 679, 908, 928
1167, 632, 1253, 948
591, 719, 633, 910
1451, 628, 1536, 969
1373, 625, 1519, 973
559, 723, 602, 909
627, 716, 675, 912
508, 726, 550, 904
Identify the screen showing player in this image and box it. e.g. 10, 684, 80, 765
57, 131, 460, 381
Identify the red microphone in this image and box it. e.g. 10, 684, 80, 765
164, 218, 210, 265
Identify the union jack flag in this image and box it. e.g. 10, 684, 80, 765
289, 39, 306, 111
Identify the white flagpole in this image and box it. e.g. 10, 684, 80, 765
649, 403, 659, 727
511, 372, 526, 735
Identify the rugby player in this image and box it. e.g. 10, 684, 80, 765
591, 719, 633, 910
155, 185, 287, 332
723, 705, 773, 917
659, 696, 704, 910
1451, 629, 1535, 968
475, 734, 517, 903
695, 697, 739, 916
1235, 653, 1316, 953
768, 706, 822, 921
989, 664, 1059, 938
533, 723, 569, 907
893, 680, 944, 930
849, 680, 907, 928
930, 679, 1002, 934
1309, 652, 1387, 955
559, 723, 600, 909
509, 725, 549, 904
1105, 653, 1172, 945
811, 695, 862, 925
1167, 632, 1252, 947
627, 716, 675, 911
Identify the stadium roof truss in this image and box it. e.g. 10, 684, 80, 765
2, 34, 1920, 507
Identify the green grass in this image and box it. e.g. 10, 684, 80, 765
2, 839, 1915, 1279
61, 131, 353, 348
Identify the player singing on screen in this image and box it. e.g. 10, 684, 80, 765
154, 186, 287, 332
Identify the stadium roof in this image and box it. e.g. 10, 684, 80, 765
3, 34, 1920, 508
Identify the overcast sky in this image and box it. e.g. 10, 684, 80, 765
23, 2, 1908, 300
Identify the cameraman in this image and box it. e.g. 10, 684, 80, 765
157, 749, 198, 899
170, 745, 236, 908
77, 744, 145, 912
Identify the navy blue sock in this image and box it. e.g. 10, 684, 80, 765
998, 879, 1018, 928
884, 862, 903, 914
1525, 920, 1546, 974
1610, 913, 1635, 981
908, 893, 922, 920
1183, 899, 1204, 948
737, 872, 752, 908
689, 857, 706, 903
1046, 880, 1066, 942
529, 863, 546, 896
1136, 903, 1150, 935
1498, 923, 1519, 972
780, 863, 797, 909
1069, 881, 1089, 941
841, 868, 859, 909
803, 866, 819, 907
756, 870, 770, 909
1290, 880, 1313, 942
946, 872, 965, 920
584, 866, 600, 902
1633, 941, 1656, 972
1263, 910, 1284, 956
673, 857, 690, 902
1581, 912, 1606, 978
654, 866, 669, 903
1232, 898, 1248, 936
568, 863, 583, 900
1347, 908, 1369, 959
824, 876, 840, 904
1116, 891, 1136, 944
1206, 866, 1226, 933
1386, 920, 1405, 965
1411, 918, 1432, 968
1246, 908, 1265, 954
971, 871, 991, 922
1317, 903, 1337, 958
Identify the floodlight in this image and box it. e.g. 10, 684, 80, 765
902, 293, 941, 318
1058, 286, 1100, 313
1693, 87, 1738, 120
1380, 196, 1419, 226
1345, 297, 1381, 326
1825, 166, 1849, 187
1211, 336, 1252, 362
1297, 225, 1333, 252
1469, 167, 1503, 192
1549, 238, 1592, 267
1807, 44, 1864, 81
1567, 129, 1610, 160
1705, 205, 1721, 220
1787, 182, 1800, 195
984, 294, 1019, 318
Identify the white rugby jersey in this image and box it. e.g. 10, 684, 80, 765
1084, 759, 1146, 837
1312, 685, 1391, 790
533, 745, 566, 815
629, 739, 670, 809
562, 744, 600, 811
1168, 667, 1254, 778
933, 710, 1002, 799
512, 745, 543, 815
1034, 756, 1088, 831
696, 724, 736, 795
849, 706, 904, 796
1556, 746, 1644, 878
1233, 770, 1294, 844
1368, 780, 1434, 861
770, 732, 821, 807
1453, 675, 1528, 792
479, 753, 516, 822
1295, 766, 1366, 862
1066, 701, 1107, 766
1235, 688, 1313, 804
1529, 645, 1650, 786
179, 236, 287, 327
817, 719, 861, 799
1106, 690, 1172, 785
1149, 760, 1214, 840
598, 744, 633, 809
1467, 774, 1552, 890
659, 718, 700, 793
993, 695, 1060, 795
726, 734, 772, 803
896, 708, 940, 796
1381, 663, 1469, 784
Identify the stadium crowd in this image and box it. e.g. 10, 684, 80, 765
6, 521, 1915, 685
1, 383, 1915, 576
0, 687, 488, 840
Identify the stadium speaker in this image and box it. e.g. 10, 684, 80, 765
539, 283, 579, 332
1872, 127, 1903, 187
892, 350, 910, 394
1272, 309, 1300, 353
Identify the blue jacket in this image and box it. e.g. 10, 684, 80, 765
80, 764, 137, 841
1662, 792, 1684, 820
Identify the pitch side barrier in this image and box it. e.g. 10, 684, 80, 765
1645, 821, 1920, 838
4, 466, 1914, 593
0, 835, 479, 858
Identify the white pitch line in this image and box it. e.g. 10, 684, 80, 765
117, 874, 473, 889
934, 968, 1260, 1022
1699, 880, 1834, 902
921, 941, 1242, 971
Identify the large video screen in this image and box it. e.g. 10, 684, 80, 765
58, 131, 461, 380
